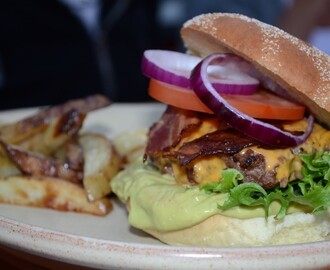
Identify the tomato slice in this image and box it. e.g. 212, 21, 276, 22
149, 79, 305, 120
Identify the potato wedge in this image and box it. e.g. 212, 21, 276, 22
17, 110, 85, 155
0, 95, 119, 215
79, 134, 121, 201
1, 141, 83, 184
53, 139, 84, 171
0, 94, 110, 144
113, 129, 148, 164
0, 176, 111, 216
0, 153, 21, 178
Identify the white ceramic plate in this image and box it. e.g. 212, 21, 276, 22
0, 103, 329, 270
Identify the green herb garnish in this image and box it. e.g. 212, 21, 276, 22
200, 151, 330, 219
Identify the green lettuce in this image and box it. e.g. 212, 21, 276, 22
200, 151, 330, 219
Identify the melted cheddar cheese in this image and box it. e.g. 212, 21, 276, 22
168, 119, 330, 186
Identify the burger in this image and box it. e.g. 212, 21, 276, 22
111, 13, 330, 247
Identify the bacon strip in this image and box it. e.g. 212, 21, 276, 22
145, 106, 203, 156
172, 129, 259, 165
145, 106, 292, 189
146, 106, 258, 165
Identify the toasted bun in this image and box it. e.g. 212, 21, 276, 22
146, 211, 330, 247
181, 13, 330, 127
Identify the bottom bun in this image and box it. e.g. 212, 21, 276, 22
145, 211, 330, 247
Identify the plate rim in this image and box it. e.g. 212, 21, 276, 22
1, 213, 330, 270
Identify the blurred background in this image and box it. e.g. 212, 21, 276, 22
0, 0, 329, 110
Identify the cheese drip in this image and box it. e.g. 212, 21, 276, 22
169, 119, 330, 185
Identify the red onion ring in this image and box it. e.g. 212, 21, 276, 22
190, 54, 314, 147
142, 50, 259, 95
243, 66, 294, 101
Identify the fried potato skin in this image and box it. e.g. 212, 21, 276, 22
0, 95, 120, 215
0, 94, 110, 145
0, 176, 111, 216
1, 141, 83, 184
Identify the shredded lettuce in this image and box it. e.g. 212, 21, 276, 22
200, 151, 330, 219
